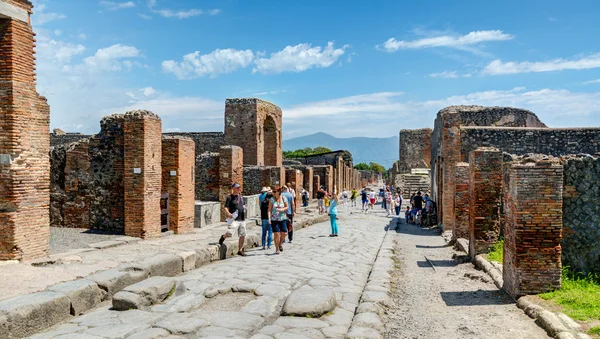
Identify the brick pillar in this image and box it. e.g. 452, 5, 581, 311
453, 162, 470, 241
161, 136, 195, 234
123, 111, 162, 239
441, 111, 461, 231
219, 146, 243, 222
302, 167, 313, 197
0, 6, 51, 261
313, 175, 320, 199
286, 169, 303, 208
468, 147, 502, 259
503, 159, 563, 299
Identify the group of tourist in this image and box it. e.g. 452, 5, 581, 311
404, 191, 435, 226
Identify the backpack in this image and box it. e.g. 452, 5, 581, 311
343, 192, 348, 198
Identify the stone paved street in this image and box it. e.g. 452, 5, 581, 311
32, 203, 392, 339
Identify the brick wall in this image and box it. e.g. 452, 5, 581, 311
224, 98, 282, 167
441, 111, 461, 231
313, 165, 333, 192
161, 136, 195, 234
503, 158, 563, 298
468, 147, 502, 258
313, 175, 320, 199
0, 6, 51, 260
123, 111, 162, 239
285, 169, 303, 209
163, 132, 225, 157
399, 128, 432, 173
453, 162, 469, 241
218, 145, 243, 221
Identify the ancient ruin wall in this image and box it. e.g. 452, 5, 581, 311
562, 155, 600, 275
195, 152, 220, 201
399, 128, 432, 173
460, 127, 600, 161
0, 1, 51, 260
163, 132, 225, 158
51, 133, 92, 146
243, 166, 262, 195
224, 98, 282, 167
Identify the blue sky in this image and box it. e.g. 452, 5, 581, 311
33, 0, 600, 138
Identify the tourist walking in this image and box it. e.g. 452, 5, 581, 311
412, 191, 424, 226
368, 189, 376, 212
382, 188, 388, 210
260, 188, 273, 249
282, 186, 295, 244
361, 188, 368, 211
386, 190, 393, 217
268, 186, 289, 255
316, 187, 326, 214
328, 192, 339, 237
218, 182, 247, 256
394, 192, 402, 216
350, 188, 358, 207
342, 188, 348, 210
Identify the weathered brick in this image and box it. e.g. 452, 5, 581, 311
453, 162, 469, 241
162, 136, 195, 234
218, 145, 243, 221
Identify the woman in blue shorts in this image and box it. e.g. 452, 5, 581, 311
268, 186, 289, 255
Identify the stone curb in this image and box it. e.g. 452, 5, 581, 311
0, 212, 329, 338
454, 238, 592, 339
347, 219, 397, 339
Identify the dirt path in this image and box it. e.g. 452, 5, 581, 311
383, 222, 550, 339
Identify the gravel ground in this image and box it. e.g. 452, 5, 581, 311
383, 222, 550, 339
50, 227, 122, 254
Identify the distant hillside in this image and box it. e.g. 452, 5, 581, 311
283, 132, 399, 169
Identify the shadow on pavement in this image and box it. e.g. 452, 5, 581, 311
440, 290, 515, 306
416, 259, 457, 268
415, 244, 452, 249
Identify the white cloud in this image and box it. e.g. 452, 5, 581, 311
379, 30, 513, 52
81, 44, 142, 72
429, 71, 458, 78
162, 48, 254, 79
78, 33, 87, 40
141, 87, 156, 96
253, 42, 348, 74
282, 87, 600, 138
583, 79, 600, 84
54, 29, 62, 36
100, 1, 135, 11
31, 1, 66, 25
138, 13, 152, 20
208, 9, 221, 15
152, 8, 203, 19
483, 54, 600, 75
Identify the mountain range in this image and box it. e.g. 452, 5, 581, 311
283, 132, 399, 169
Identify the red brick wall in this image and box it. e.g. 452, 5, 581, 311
162, 137, 195, 234
285, 169, 303, 209
218, 145, 243, 221
123, 111, 162, 239
503, 159, 563, 298
468, 147, 502, 258
0, 9, 51, 260
453, 162, 469, 241
302, 167, 313, 196
312, 175, 320, 199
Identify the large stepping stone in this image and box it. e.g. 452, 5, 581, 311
281, 288, 336, 317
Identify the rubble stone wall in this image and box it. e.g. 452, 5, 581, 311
195, 152, 220, 201
243, 166, 263, 196
562, 155, 600, 275
460, 127, 600, 161
163, 132, 225, 157
51, 133, 92, 146
399, 128, 432, 173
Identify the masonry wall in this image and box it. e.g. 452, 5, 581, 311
453, 162, 469, 241
468, 147, 503, 258
195, 152, 220, 201
313, 165, 333, 192
562, 155, 600, 275
259, 166, 284, 189
0, 5, 51, 260
243, 166, 262, 195
285, 169, 303, 208
301, 151, 353, 168
163, 132, 225, 158
161, 137, 195, 234
503, 159, 563, 298
218, 146, 243, 221
399, 128, 432, 173
123, 111, 162, 239
460, 127, 600, 161
224, 98, 282, 167
50, 133, 92, 146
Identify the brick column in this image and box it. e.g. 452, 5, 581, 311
302, 167, 313, 197
0, 7, 51, 260
441, 111, 461, 231
123, 111, 162, 239
286, 169, 303, 208
503, 159, 563, 299
453, 162, 470, 241
161, 136, 195, 234
219, 146, 243, 222
468, 147, 502, 258
313, 175, 320, 199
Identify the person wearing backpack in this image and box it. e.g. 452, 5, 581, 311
218, 182, 247, 256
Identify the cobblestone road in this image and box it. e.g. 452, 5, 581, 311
32, 204, 391, 339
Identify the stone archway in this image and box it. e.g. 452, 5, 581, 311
263, 115, 278, 166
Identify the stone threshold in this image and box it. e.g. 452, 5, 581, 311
0, 212, 329, 338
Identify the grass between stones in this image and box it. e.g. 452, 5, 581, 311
538, 268, 600, 336
485, 238, 503, 263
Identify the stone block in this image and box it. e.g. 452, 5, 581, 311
112, 291, 147, 311
47, 279, 104, 315
0, 291, 71, 338
113, 276, 176, 310
176, 251, 197, 272
194, 201, 221, 228
88, 269, 144, 298
137, 253, 183, 277
282, 288, 336, 317
88, 240, 124, 249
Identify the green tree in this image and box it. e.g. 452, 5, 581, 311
354, 163, 370, 170
283, 146, 333, 159
369, 162, 385, 173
